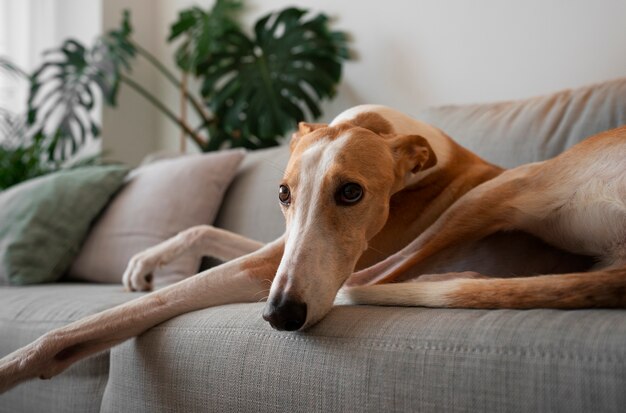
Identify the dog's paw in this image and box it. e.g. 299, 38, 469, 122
0, 333, 67, 393
122, 252, 157, 292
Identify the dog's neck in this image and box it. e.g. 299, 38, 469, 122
327, 104, 506, 269
358, 156, 502, 269
356, 128, 504, 269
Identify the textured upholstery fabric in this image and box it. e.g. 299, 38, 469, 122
0, 285, 141, 413
214, 145, 289, 242
70, 150, 244, 285
418, 77, 626, 168
101, 303, 626, 413
4, 286, 625, 413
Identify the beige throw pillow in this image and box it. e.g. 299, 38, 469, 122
69, 149, 245, 285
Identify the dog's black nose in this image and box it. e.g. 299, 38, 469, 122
262, 298, 307, 331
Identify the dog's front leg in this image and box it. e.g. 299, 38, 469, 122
123, 225, 265, 291
0, 236, 283, 394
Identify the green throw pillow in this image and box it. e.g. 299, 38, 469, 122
0, 165, 129, 285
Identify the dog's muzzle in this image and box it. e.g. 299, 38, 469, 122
262, 296, 307, 331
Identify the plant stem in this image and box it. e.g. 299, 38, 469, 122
180, 72, 188, 153
0, 59, 29, 79
120, 74, 207, 148
185, 82, 214, 127
131, 40, 215, 127
131, 41, 181, 87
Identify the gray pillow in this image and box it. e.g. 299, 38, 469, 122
418, 77, 626, 167
214, 145, 289, 243
0, 166, 129, 285
69, 150, 245, 286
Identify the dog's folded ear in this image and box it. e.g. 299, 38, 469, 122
387, 134, 437, 175
290, 122, 328, 151
346, 112, 393, 135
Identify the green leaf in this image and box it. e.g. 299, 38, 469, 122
168, 0, 242, 73
0, 119, 52, 190
198, 7, 350, 150
26, 11, 136, 161
27, 39, 98, 161
0, 57, 29, 79
0, 109, 27, 145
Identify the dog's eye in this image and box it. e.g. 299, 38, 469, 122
336, 183, 363, 205
278, 185, 291, 206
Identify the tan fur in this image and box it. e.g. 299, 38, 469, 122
357, 133, 502, 268
446, 269, 626, 308
347, 125, 626, 308
343, 267, 626, 309
387, 134, 437, 174
123, 225, 264, 291
350, 112, 394, 134
290, 122, 328, 151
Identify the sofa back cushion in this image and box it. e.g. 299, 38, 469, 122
214, 146, 290, 242
418, 77, 626, 167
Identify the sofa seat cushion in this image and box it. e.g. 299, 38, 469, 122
0, 284, 143, 413
101, 303, 626, 413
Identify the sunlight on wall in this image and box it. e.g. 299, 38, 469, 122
0, 0, 101, 145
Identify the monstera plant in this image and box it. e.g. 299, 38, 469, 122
0, 0, 350, 189
0, 59, 52, 189
0, 13, 134, 188
169, 4, 350, 150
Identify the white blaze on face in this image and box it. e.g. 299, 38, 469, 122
269, 133, 360, 326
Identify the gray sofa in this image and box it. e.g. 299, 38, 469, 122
2, 78, 626, 412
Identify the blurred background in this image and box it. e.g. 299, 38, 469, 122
1, 0, 626, 166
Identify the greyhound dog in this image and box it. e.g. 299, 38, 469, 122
0, 105, 624, 393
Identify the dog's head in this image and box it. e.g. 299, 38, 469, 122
262, 112, 437, 330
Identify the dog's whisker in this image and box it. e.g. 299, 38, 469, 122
253, 288, 270, 299
365, 245, 389, 257
259, 159, 287, 175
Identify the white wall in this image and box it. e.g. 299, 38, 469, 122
153, 0, 204, 155
238, 0, 626, 116
0, 0, 101, 72
101, 0, 160, 165
101, 0, 626, 162
0, 0, 101, 118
